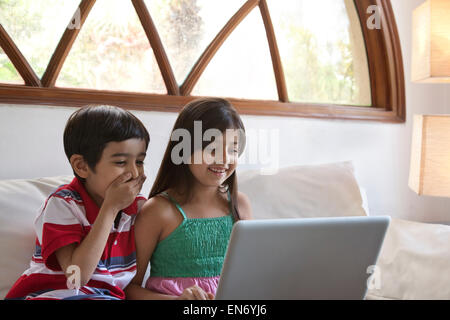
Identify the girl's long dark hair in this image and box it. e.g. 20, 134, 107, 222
149, 98, 246, 221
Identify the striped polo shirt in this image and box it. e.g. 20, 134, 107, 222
5, 177, 146, 300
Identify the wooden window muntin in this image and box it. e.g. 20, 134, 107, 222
0, 0, 405, 122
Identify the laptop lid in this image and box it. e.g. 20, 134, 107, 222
215, 216, 390, 300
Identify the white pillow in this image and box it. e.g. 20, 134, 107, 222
366, 218, 450, 300
238, 161, 367, 219
0, 176, 73, 299
359, 187, 370, 215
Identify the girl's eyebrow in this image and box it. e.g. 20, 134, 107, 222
111, 152, 147, 157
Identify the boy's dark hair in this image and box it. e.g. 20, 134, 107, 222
64, 105, 150, 181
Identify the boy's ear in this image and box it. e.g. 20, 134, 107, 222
70, 154, 90, 179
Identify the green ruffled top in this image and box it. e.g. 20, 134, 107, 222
149, 191, 234, 278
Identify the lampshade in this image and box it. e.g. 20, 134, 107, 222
411, 0, 450, 83
409, 115, 450, 197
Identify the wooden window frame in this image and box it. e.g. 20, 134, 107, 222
0, 0, 405, 122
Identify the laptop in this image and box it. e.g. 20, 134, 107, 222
215, 216, 390, 300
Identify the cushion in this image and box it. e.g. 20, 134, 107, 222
366, 218, 450, 300
0, 176, 73, 299
238, 161, 367, 219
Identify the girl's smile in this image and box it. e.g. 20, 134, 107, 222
189, 134, 239, 188
207, 166, 228, 177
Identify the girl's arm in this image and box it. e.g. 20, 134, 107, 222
125, 198, 214, 300
125, 197, 179, 300
238, 191, 253, 220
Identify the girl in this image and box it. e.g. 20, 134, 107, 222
125, 98, 252, 300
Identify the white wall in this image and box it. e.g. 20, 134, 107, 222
0, 0, 449, 223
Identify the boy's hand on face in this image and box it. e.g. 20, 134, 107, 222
103, 172, 146, 213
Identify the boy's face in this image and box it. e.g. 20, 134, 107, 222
84, 138, 147, 207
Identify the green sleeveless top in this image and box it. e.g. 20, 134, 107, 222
149, 191, 234, 278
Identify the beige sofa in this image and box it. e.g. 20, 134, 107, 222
1, 162, 449, 299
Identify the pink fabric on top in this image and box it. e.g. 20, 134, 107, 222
145, 276, 220, 297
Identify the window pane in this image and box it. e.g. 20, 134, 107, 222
146, 0, 245, 85
192, 8, 278, 101
56, 0, 166, 94
0, 0, 80, 78
267, 0, 372, 106
0, 47, 24, 84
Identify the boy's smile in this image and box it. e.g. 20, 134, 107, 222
83, 138, 147, 207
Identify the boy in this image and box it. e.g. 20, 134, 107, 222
5, 105, 149, 300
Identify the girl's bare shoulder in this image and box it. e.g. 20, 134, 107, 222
138, 192, 185, 242
139, 193, 180, 224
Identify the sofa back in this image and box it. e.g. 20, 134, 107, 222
0, 176, 72, 299
238, 161, 367, 219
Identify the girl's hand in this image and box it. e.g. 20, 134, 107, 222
177, 285, 215, 300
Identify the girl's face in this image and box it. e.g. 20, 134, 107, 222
188, 130, 240, 189
84, 138, 147, 206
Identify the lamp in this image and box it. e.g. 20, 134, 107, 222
411, 0, 450, 83
409, 115, 450, 197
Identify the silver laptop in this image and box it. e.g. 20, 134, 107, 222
215, 216, 390, 300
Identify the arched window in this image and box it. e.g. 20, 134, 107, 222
0, 0, 405, 122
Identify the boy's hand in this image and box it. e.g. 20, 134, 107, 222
103, 172, 146, 213
177, 285, 215, 300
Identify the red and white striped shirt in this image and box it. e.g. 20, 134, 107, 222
5, 177, 146, 300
